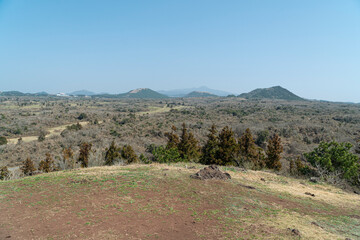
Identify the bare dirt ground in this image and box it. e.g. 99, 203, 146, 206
1, 164, 359, 240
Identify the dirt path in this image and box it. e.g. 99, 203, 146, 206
6, 121, 90, 144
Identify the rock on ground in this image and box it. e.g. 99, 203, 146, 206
190, 165, 231, 180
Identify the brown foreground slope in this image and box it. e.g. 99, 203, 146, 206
0, 164, 359, 240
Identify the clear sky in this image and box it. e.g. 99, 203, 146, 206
0, 0, 359, 102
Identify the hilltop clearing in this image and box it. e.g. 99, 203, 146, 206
1, 164, 359, 239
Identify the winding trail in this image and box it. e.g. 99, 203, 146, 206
6, 121, 90, 144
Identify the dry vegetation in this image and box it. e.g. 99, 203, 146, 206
1, 96, 360, 171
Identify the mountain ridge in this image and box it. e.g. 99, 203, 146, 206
238, 86, 304, 101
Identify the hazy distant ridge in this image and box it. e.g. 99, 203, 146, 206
94, 88, 168, 99
184, 91, 218, 98
159, 86, 232, 97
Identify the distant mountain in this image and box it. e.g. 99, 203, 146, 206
34, 91, 50, 96
0, 91, 26, 96
0, 91, 50, 97
239, 86, 304, 101
94, 88, 168, 99
159, 86, 233, 97
184, 91, 218, 98
68, 90, 96, 96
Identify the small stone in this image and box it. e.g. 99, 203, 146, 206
305, 192, 315, 197
291, 228, 301, 236
310, 177, 318, 183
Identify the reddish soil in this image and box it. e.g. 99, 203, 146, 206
0, 167, 354, 239
0, 175, 237, 239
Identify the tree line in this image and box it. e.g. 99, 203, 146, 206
1, 123, 359, 187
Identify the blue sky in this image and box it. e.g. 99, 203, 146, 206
0, 0, 359, 102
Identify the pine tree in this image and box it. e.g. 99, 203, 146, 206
216, 126, 238, 166
178, 123, 200, 161
62, 147, 74, 169
238, 128, 258, 164
104, 141, 121, 166
201, 124, 219, 165
121, 145, 139, 164
295, 156, 304, 171
78, 142, 92, 168
164, 125, 180, 149
21, 157, 36, 176
38, 153, 56, 173
265, 134, 283, 171
289, 159, 295, 175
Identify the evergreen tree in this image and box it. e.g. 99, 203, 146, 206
38, 153, 56, 173
164, 125, 180, 149
121, 145, 139, 164
201, 124, 219, 165
216, 126, 238, 165
178, 123, 200, 161
104, 141, 120, 166
62, 147, 74, 169
78, 142, 92, 168
238, 128, 258, 163
265, 134, 283, 171
289, 159, 296, 175
21, 157, 36, 176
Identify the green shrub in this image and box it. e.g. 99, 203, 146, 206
38, 132, 46, 142
304, 141, 360, 183
77, 113, 88, 120
67, 122, 82, 131
152, 146, 182, 163
0, 136, 7, 145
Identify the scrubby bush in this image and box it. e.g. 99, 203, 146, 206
255, 130, 269, 148
139, 154, 151, 164
104, 141, 121, 166
38, 131, 46, 142
121, 145, 139, 164
77, 113, 88, 120
0, 166, 9, 180
67, 122, 82, 131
